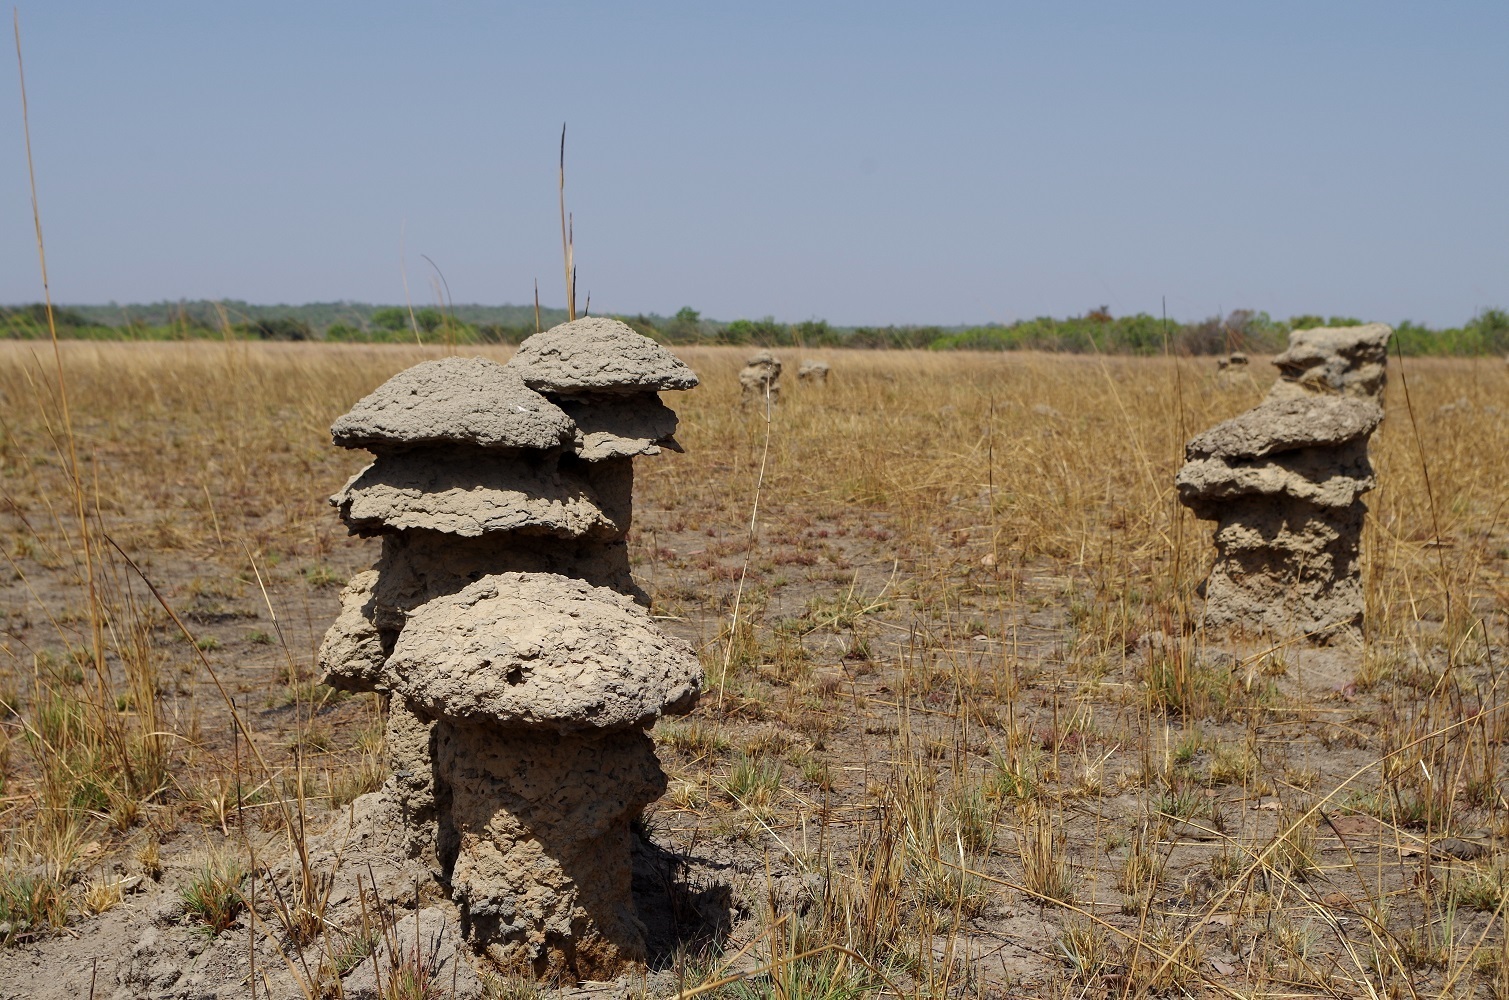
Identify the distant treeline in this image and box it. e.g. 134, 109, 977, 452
0, 301, 569, 345
700, 307, 1509, 357
3, 300, 1507, 356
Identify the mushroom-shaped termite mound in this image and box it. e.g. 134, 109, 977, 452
387, 573, 700, 977
1176, 324, 1391, 639
317, 324, 701, 982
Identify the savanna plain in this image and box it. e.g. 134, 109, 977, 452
0, 341, 1506, 999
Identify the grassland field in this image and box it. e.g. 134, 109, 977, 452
0, 341, 1507, 998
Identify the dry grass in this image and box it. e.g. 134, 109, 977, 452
0, 340, 1506, 997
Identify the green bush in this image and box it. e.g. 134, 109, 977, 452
237, 318, 312, 341
720, 317, 788, 345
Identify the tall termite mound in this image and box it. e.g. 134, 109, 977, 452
317, 318, 702, 981
1177, 324, 1391, 639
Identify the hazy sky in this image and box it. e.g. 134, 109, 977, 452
1, 3, 1504, 326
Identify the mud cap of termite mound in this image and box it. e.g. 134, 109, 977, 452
1177, 394, 1384, 510
1183, 394, 1384, 464
329, 454, 622, 539
506, 317, 699, 396
1176, 323, 1389, 512
1268, 323, 1391, 400
505, 317, 698, 461
376, 572, 701, 730
331, 356, 574, 452
326, 356, 619, 538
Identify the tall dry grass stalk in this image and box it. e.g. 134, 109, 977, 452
559, 123, 576, 321
4, 16, 175, 889
716, 379, 776, 714
2, 54, 398, 973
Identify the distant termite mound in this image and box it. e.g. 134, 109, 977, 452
797, 359, 830, 383
1177, 324, 1391, 640
739, 350, 781, 401
317, 319, 702, 981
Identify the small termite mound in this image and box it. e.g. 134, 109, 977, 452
738, 350, 781, 401
797, 359, 830, 383
318, 319, 702, 982
1177, 324, 1391, 640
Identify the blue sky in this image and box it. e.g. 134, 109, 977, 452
0, 2, 1504, 326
